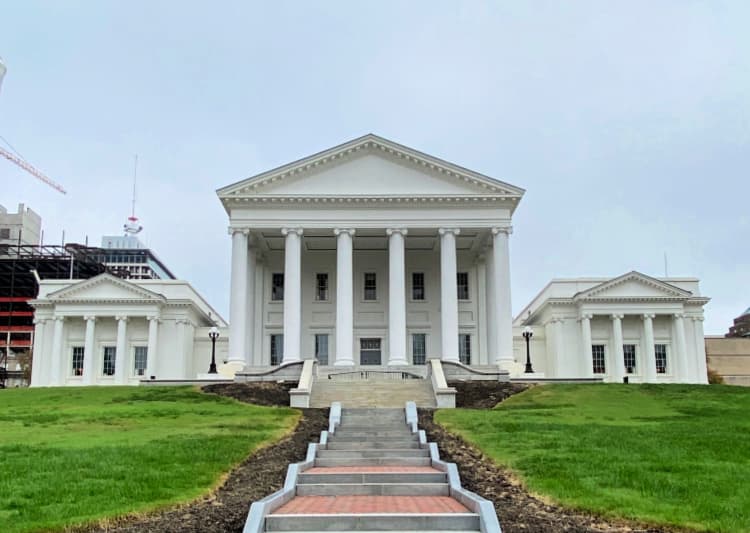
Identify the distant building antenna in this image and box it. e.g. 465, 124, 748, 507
123, 154, 143, 235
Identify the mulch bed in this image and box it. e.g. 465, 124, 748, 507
82, 383, 327, 533
420, 381, 686, 533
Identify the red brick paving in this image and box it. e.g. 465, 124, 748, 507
272, 495, 469, 515
304, 466, 440, 474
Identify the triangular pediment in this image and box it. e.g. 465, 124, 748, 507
574, 271, 692, 301
47, 273, 166, 302
217, 134, 524, 200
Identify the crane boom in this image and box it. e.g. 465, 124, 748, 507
0, 145, 67, 194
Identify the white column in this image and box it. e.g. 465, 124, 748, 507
334, 228, 355, 366
244, 239, 256, 368
282, 228, 303, 363
439, 228, 460, 362
31, 318, 47, 386
492, 227, 514, 367
82, 316, 96, 385
477, 256, 488, 365
146, 316, 159, 379
673, 313, 688, 382
611, 314, 625, 383
580, 314, 593, 377
692, 316, 708, 384
553, 318, 565, 374
642, 313, 657, 383
50, 316, 65, 386
115, 316, 128, 384
228, 228, 249, 364
387, 228, 408, 365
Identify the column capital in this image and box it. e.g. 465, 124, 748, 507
228, 226, 250, 236
333, 228, 356, 237
673, 313, 686, 319
386, 227, 408, 237
281, 227, 304, 237
53, 315, 66, 323
83, 315, 97, 323
115, 315, 129, 323
692, 316, 704, 322
33, 317, 48, 325
147, 315, 161, 323
491, 226, 513, 236
438, 227, 461, 236
579, 313, 593, 321
611, 313, 624, 321
642, 313, 656, 320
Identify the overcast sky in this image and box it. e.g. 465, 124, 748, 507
1, 1, 747, 334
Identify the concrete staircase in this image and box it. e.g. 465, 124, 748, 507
310, 379, 436, 408
263, 408, 482, 532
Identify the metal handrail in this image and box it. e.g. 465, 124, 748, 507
327, 370, 423, 380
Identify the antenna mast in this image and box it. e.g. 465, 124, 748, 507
123, 154, 143, 236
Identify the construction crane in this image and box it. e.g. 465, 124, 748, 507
0, 56, 67, 194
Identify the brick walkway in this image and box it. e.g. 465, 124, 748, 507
272, 495, 470, 515
304, 465, 440, 474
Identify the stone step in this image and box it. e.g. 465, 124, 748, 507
310, 379, 436, 408
334, 426, 411, 433
296, 482, 450, 496
317, 449, 430, 459
266, 513, 480, 531
326, 440, 421, 450
314, 457, 432, 467
297, 472, 448, 484
332, 431, 414, 439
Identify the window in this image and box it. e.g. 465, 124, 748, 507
592, 344, 606, 374
412, 334, 426, 365
272, 273, 284, 301
457, 272, 469, 300
270, 334, 283, 366
72, 346, 84, 376
0, 228, 10, 239
133, 346, 148, 376
655, 344, 667, 374
412, 272, 425, 301
459, 334, 471, 365
360, 338, 382, 365
315, 273, 329, 301
623, 344, 636, 373
315, 334, 329, 365
102, 346, 116, 376
364, 272, 377, 301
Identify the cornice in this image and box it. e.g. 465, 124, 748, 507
221, 194, 517, 206
573, 271, 692, 301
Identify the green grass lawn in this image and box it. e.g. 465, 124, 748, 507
0, 386, 299, 533
436, 384, 750, 533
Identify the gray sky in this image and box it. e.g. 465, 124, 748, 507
1, 1, 747, 334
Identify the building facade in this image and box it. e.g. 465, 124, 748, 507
0, 203, 41, 247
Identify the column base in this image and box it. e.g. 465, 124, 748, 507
219, 360, 246, 377
387, 358, 410, 366
334, 358, 355, 366
495, 359, 517, 372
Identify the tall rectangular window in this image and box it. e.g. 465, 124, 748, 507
133, 346, 148, 376
655, 344, 667, 374
623, 344, 636, 373
315, 334, 329, 365
592, 344, 606, 374
412, 272, 425, 301
459, 334, 471, 365
457, 272, 469, 300
102, 346, 116, 376
72, 346, 84, 376
270, 334, 283, 366
272, 273, 284, 301
412, 333, 426, 365
315, 273, 329, 301
364, 272, 377, 301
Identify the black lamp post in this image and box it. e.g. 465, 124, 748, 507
208, 326, 220, 374
522, 326, 534, 373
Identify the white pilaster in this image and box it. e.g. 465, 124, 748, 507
673, 313, 688, 382
31, 318, 47, 386
334, 228, 355, 366
245, 239, 256, 368
387, 228, 408, 365
146, 316, 159, 379
692, 316, 708, 384
228, 228, 249, 364
282, 227, 303, 363
439, 228, 460, 362
611, 314, 625, 383
50, 316, 65, 386
580, 314, 593, 377
82, 316, 96, 385
491, 226, 514, 367
642, 314, 656, 383
115, 316, 128, 385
